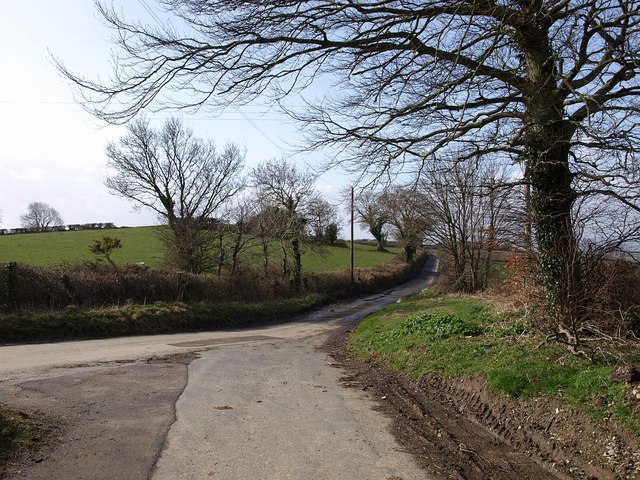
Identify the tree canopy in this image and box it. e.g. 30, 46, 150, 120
59, 2, 640, 164
20, 202, 64, 231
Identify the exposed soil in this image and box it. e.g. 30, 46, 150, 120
322, 326, 640, 480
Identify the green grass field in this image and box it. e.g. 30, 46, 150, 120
0, 227, 165, 267
302, 243, 400, 272
0, 227, 399, 273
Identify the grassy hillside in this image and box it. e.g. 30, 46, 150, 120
0, 226, 165, 267
0, 227, 399, 273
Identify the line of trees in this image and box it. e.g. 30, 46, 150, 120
354, 154, 520, 292
0, 201, 115, 235
104, 117, 342, 279
1, 223, 117, 236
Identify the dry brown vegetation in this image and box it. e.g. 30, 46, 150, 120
0, 251, 427, 313
504, 251, 640, 351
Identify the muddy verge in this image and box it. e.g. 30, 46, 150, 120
322, 327, 640, 480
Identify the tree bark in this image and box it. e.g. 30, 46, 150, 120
520, 10, 583, 337
291, 237, 302, 292
529, 137, 582, 331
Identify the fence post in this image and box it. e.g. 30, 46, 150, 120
0, 262, 17, 311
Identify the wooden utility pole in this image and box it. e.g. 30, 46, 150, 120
350, 186, 355, 283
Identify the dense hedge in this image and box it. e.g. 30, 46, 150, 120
0, 251, 428, 312
0, 252, 429, 342
0, 262, 16, 311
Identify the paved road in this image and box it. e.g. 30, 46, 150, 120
152, 337, 432, 480
1, 256, 439, 479
0, 256, 438, 379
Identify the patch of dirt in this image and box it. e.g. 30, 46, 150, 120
322, 327, 640, 480
0, 409, 61, 479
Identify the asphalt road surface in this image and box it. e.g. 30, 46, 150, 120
152, 337, 432, 480
0, 257, 439, 480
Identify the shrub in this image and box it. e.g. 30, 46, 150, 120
505, 251, 640, 339
89, 237, 122, 268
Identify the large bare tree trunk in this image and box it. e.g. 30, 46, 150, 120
370, 224, 387, 252
521, 14, 583, 344
529, 139, 583, 341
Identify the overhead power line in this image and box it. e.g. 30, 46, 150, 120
136, 0, 164, 25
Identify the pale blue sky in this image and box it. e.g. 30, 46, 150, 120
0, 1, 350, 232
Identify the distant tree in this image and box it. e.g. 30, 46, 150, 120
354, 190, 388, 252
253, 202, 289, 276
324, 223, 340, 245
382, 188, 430, 262
251, 159, 316, 290
105, 117, 245, 273
20, 202, 64, 231
218, 193, 264, 276
306, 196, 339, 244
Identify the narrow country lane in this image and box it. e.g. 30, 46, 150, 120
0, 256, 438, 380
0, 257, 439, 479
151, 337, 436, 480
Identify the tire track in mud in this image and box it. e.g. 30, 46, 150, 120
323, 327, 569, 480
324, 325, 640, 480
422, 375, 639, 480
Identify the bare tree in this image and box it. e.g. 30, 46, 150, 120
58, 1, 640, 337
250, 159, 316, 290
253, 202, 290, 277
106, 117, 245, 273
306, 195, 340, 244
420, 155, 517, 293
223, 193, 263, 276
354, 190, 388, 252
381, 187, 431, 263
20, 202, 64, 231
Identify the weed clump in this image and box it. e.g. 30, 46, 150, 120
388, 312, 484, 340
0, 407, 45, 472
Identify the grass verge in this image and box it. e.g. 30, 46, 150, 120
348, 288, 640, 432
0, 295, 326, 343
0, 407, 44, 473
